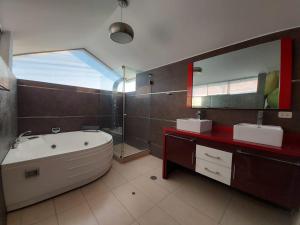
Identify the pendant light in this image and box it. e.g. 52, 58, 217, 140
109, 0, 134, 44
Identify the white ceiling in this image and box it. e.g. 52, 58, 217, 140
1, 0, 300, 77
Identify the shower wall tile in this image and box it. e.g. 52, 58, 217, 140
17, 80, 120, 135
126, 93, 150, 117
150, 119, 176, 147
18, 85, 101, 117
149, 143, 163, 158
18, 116, 101, 135
125, 117, 149, 142
150, 92, 198, 120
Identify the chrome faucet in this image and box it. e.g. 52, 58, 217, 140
11, 130, 32, 149
257, 111, 264, 128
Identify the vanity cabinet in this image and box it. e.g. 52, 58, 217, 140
232, 150, 300, 208
163, 127, 300, 209
164, 133, 196, 171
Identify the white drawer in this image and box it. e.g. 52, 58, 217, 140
196, 159, 231, 185
196, 145, 232, 168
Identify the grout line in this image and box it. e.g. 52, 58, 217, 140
17, 115, 112, 119
52, 199, 61, 225
217, 191, 235, 224
110, 186, 138, 223
80, 187, 103, 225
17, 84, 118, 96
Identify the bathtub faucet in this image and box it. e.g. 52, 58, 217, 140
11, 130, 32, 149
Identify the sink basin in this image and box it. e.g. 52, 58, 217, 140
233, 123, 283, 147
176, 118, 212, 133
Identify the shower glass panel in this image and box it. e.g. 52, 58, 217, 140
108, 66, 150, 160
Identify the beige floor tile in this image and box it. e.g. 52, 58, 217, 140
57, 203, 98, 225
31, 216, 58, 225
130, 222, 139, 225
20, 200, 55, 225
143, 168, 185, 193
130, 176, 169, 203
81, 178, 109, 202
220, 193, 292, 225
134, 155, 162, 171
137, 207, 180, 225
112, 156, 161, 181
7, 211, 21, 225
112, 183, 155, 219
112, 162, 142, 181
159, 195, 218, 225
102, 167, 128, 189
88, 192, 134, 225
54, 189, 86, 213
174, 176, 233, 221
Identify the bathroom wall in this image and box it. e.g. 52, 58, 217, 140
0, 31, 17, 225
17, 79, 123, 135
127, 27, 300, 158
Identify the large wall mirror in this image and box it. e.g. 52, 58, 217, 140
187, 38, 292, 109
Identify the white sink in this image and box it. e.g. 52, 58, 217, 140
233, 123, 283, 147
176, 118, 212, 133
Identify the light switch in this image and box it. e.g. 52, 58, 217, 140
278, 111, 293, 119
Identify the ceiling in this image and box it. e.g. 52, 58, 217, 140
1, 0, 300, 78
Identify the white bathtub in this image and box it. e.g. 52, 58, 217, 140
1, 131, 113, 211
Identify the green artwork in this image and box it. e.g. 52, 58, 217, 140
264, 71, 279, 108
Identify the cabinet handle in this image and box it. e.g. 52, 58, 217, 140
204, 167, 220, 175
236, 150, 300, 166
165, 134, 195, 143
204, 153, 221, 160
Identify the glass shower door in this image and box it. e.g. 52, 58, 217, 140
111, 66, 150, 160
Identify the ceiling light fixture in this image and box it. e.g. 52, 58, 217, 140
109, 0, 134, 44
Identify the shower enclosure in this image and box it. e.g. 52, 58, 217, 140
103, 66, 150, 161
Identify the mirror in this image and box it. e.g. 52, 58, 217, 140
189, 39, 292, 109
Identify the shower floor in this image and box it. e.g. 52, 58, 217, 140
114, 143, 149, 160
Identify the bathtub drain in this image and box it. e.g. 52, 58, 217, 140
51, 144, 56, 149
84, 141, 89, 146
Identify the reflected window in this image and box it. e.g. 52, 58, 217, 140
229, 77, 258, 95
13, 49, 121, 91
193, 85, 207, 97
207, 82, 228, 96
193, 77, 258, 97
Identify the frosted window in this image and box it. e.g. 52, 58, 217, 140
229, 77, 258, 94
207, 82, 228, 96
13, 49, 121, 91
193, 85, 207, 97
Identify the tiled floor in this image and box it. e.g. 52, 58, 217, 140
7, 155, 294, 225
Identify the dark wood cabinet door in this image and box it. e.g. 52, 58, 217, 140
232, 150, 300, 208
165, 134, 196, 170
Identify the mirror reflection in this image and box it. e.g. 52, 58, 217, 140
192, 40, 280, 109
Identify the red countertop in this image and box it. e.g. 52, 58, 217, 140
163, 126, 300, 159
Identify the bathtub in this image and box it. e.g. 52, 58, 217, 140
1, 131, 113, 211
